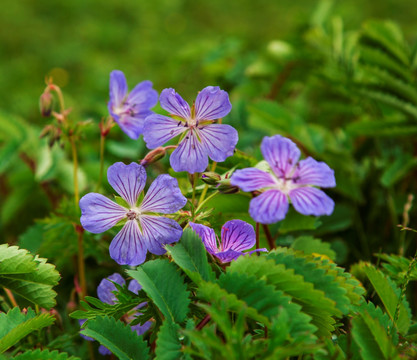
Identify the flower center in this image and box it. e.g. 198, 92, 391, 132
271, 176, 299, 194
126, 209, 140, 220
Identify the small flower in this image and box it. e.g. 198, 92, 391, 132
79, 162, 187, 266
108, 70, 158, 140
189, 220, 267, 263
79, 273, 152, 355
230, 135, 336, 224
143, 86, 238, 173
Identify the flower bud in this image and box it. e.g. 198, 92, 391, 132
201, 172, 221, 185
140, 147, 166, 167
39, 90, 53, 117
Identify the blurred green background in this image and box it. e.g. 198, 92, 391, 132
1, 0, 415, 121
1, 0, 417, 266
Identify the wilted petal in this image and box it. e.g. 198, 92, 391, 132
115, 115, 145, 140
127, 80, 158, 111
140, 175, 187, 214
109, 70, 128, 107
198, 124, 238, 162
107, 162, 147, 207
189, 222, 218, 255
289, 187, 334, 216
170, 131, 208, 173
140, 215, 183, 255
159, 88, 191, 119
97, 273, 126, 305
230, 168, 277, 192
79, 193, 126, 234
143, 114, 187, 149
195, 86, 232, 121
221, 220, 255, 252
261, 135, 300, 179
292, 157, 336, 188
215, 249, 243, 263
109, 220, 147, 266
128, 279, 142, 294
249, 190, 289, 224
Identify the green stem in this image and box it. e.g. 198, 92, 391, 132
96, 134, 105, 191
69, 136, 79, 206
198, 161, 218, 207
256, 223, 260, 250
191, 174, 197, 218
196, 191, 219, 213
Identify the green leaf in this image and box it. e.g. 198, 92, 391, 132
166, 228, 214, 284
11, 349, 80, 360
363, 263, 410, 335
228, 254, 339, 337
380, 154, 417, 187
0, 244, 60, 309
80, 316, 149, 360
291, 236, 336, 260
352, 310, 400, 360
128, 259, 190, 324
155, 322, 182, 360
278, 208, 321, 233
0, 307, 55, 353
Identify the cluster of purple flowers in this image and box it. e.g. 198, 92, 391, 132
79, 70, 336, 303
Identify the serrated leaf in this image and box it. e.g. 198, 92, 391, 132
128, 259, 190, 324
0, 307, 55, 353
155, 322, 182, 360
167, 228, 214, 284
228, 254, 338, 337
80, 316, 149, 360
352, 310, 400, 360
291, 236, 336, 260
363, 263, 410, 335
11, 349, 80, 360
0, 244, 60, 309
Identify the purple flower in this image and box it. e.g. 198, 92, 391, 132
189, 220, 267, 263
108, 70, 158, 140
79, 162, 187, 266
143, 86, 238, 173
230, 135, 336, 224
79, 273, 152, 354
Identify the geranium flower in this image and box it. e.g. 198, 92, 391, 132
189, 220, 266, 263
143, 86, 238, 173
230, 135, 336, 224
79, 273, 152, 356
108, 70, 158, 140
79, 162, 187, 266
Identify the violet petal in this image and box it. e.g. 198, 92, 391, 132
109, 220, 147, 266
107, 162, 147, 208
289, 187, 334, 216
79, 193, 126, 234
230, 168, 277, 192
159, 88, 191, 119
195, 86, 232, 121
140, 174, 187, 214
221, 220, 256, 252
189, 222, 218, 255
292, 157, 336, 188
249, 190, 289, 224
97, 273, 126, 305
261, 135, 300, 179
143, 114, 187, 149
199, 124, 238, 162
170, 131, 208, 173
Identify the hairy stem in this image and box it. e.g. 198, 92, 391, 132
4, 288, 18, 308
196, 191, 219, 213
196, 314, 211, 330
76, 227, 87, 299
69, 135, 79, 206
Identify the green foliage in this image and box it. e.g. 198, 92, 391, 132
0, 244, 60, 309
291, 236, 336, 260
80, 316, 149, 360
128, 259, 191, 324
11, 349, 80, 360
166, 228, 215, 284
0, 307, 55, 353
155, 322, 182, 360
362, 262, 410, 335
